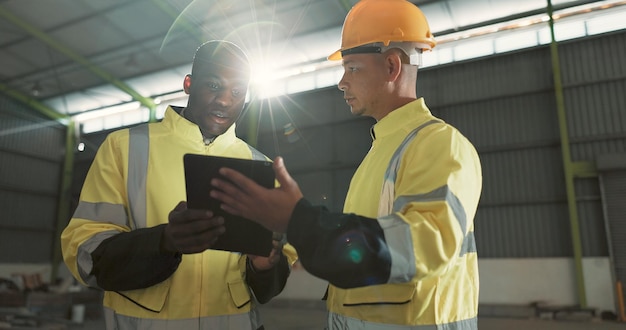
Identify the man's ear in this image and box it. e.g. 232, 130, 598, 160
385, 53, 402, 82
183, 74, 192, 94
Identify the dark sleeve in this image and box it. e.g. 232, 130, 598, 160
286, 198, 391, 289
245, 254, 290, 304
91, 224, 182, 291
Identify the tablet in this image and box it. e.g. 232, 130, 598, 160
183, 153, 275, 256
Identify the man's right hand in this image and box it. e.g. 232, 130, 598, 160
209, 156, 302, 233
161, 201, 225, 254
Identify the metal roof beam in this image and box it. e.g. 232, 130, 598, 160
0, 83, 68, 122
0, 6, 156, 111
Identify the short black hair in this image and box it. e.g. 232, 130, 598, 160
191, 40, 250, 76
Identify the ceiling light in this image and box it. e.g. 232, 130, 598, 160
31, 81, 42, 97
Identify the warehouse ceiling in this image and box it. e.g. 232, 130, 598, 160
0, 0, 613, 117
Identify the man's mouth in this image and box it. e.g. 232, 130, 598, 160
210, 112, 229, 123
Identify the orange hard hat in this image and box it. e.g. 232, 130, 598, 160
328, 0, 436, 61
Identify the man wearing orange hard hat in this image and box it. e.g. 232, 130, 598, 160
211, 0, 482, 329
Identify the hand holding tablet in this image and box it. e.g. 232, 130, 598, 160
183, 154, 275, 256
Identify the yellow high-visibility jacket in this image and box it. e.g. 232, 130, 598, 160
62, 106, 296, 330
288, 98, 482, 329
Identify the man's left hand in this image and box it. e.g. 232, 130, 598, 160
248, 238, 285, 271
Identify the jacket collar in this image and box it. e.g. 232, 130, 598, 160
370, 98, 432, 141
164, 106, 237, 146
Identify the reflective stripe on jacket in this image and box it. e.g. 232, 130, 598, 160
103, 305, 262, 330
61, 107, 276, 328
329, 98, 482, 328
328, 311, 478, 330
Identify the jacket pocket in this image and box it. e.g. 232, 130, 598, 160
342, 283, 415, 306
228, 278, 252, 308
116, 277, 172, 313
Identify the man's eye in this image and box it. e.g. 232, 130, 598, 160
232, 89, 243, 97
208, 82, 220, 90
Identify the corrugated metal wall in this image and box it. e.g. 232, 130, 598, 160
0, 96, 66, 263
597, 155, 626, 310
66, 30, 626, 262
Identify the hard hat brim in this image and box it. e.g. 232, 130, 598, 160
327, 49, 342, 61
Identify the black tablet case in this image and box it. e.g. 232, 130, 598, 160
183, 154, 275, 256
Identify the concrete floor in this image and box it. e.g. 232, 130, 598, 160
69, 299, 625, 330
258, 300, 626, 330
261, 316, 626, 330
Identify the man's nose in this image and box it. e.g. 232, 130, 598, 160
215, 90, 232, 107
337, 74, 347, 91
